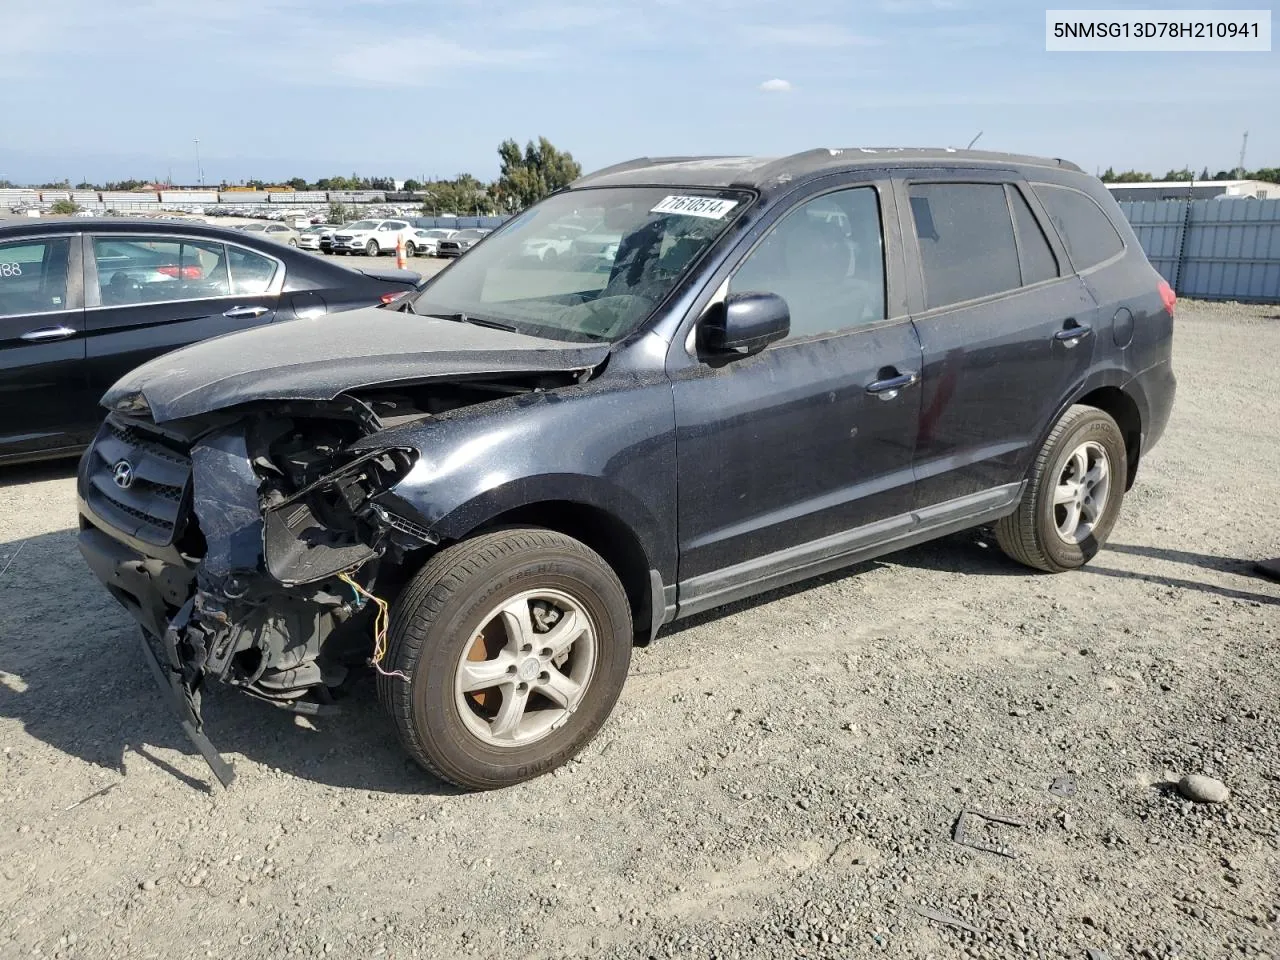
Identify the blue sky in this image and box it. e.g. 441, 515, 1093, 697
1, 0, 1276, 184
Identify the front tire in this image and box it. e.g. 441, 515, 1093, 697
379, 529, 633, 790
405, 242, 416, 257
366, 240, 380, 256
995, 404, 1128, 572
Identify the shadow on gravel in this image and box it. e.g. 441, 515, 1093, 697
0, 528, 461, 796
0, 457, 79, 488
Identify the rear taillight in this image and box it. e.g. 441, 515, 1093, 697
1158, 277, 1176, 316
380, 291, 408, 304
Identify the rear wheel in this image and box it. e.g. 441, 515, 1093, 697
289, 238, 297, 247
366, 240, 380, 256
995, 404, 1128, 572
379, 529, 633, 790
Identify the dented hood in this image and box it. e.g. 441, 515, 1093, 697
102, 307, 610, 423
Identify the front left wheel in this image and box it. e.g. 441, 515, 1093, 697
379, 529, 633, 790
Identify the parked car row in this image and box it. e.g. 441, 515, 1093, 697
312, 219, 494, 258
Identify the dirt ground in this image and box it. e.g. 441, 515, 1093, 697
1, 300, 1277, 960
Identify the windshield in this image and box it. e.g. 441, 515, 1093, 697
347, 220, 380, 230
414, 186, 748, 342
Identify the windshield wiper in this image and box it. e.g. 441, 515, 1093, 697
429, 312, 518, 332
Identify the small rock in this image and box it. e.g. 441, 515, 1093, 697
140, 880, 156, 892
1177, 775, 1229, 804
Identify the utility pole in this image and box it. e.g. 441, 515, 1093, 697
1236, 131, 1248, 179
194, 138, 203, 187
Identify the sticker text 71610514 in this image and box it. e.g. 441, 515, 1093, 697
650, 196, 739, 220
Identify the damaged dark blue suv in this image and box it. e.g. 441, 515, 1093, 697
77, 148, 1176, 790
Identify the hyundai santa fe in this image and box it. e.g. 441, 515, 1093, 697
75, 148, 1176, 790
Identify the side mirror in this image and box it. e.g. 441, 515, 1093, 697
701, 292, 790, 356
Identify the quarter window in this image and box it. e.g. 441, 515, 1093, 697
909, 183, 1020, 309
1032, 183, 1125, 270
227, 246, 278, 295
1009, 186, 1059, 285
93, 238, 230, 306
729, 186, 886, 340
0, 238, 71, 317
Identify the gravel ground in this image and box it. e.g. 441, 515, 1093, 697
1, 299, 1278, 960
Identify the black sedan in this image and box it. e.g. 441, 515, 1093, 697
0, 218, 423, 465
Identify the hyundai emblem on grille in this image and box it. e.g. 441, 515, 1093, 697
112, 460, 135, 489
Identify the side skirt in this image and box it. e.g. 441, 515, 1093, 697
674, 483, 1024, 620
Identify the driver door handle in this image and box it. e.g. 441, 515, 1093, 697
223, 305, 270, 319
865, 370, 919, 401
21, 325, 78, 342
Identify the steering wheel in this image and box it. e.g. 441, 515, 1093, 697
552, 294, 655, 338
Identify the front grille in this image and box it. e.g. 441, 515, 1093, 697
335, 234, 353, 242
84, 416, 193, 546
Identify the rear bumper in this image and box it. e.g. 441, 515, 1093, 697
1132, 358, 1176, 456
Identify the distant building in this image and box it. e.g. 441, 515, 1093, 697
1105, 179, 1280, 202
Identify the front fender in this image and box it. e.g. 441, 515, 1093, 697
353, 377, 678, 580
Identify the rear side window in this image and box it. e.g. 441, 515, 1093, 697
1008, 186, 1059, 285
0, 237, 71, 316
909, 183, 1020, 309
1032, 183, 1124, 270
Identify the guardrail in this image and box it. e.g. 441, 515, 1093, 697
1119, 198, 1280, 304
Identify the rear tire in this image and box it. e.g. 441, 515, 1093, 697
405, 242, 417, 257
995, 404, 1128, 572
379, 529, 633, 790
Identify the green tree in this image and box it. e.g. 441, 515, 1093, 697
1198, 167, 1211, 181
105, 179, 147, 191
39, 179, 71, 189
327, 201, 350, 224
1162, 168, 1194, 181
75, 181, 97, 190
403, 179, 422, 192
1247, 167, 1280, 183
0, 179, 14, 188
50, 199, 81, 215
286, 177, 310, 190
1110, 170, 1153, 183
1100, 167, 1117, 182
496, 137, 581, 209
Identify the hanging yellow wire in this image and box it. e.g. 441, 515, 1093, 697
337, 573, 410, 681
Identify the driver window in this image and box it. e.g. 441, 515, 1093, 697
730, 186, 886, 340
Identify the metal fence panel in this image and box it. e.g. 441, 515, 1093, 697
1117, 198, 1280, 303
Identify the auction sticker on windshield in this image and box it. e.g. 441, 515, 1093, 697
650, 196, 739, 219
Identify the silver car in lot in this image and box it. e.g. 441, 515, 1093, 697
406, 228, 457, 257
436, 228, 493, 258
237, 222, 300, 246
297, 224, 340, 251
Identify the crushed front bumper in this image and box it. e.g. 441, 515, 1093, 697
77, 525, 236, 786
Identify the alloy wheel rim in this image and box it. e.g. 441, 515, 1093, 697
453, 588, 598, 747
1052, 440, 1111, 544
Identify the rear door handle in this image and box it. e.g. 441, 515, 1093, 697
21, 325, 78, 342
865, 371, 919, 401
223, 305, 270, 319
1054, 322, 1092, 346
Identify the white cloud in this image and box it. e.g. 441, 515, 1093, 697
759, 78, 794, 93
